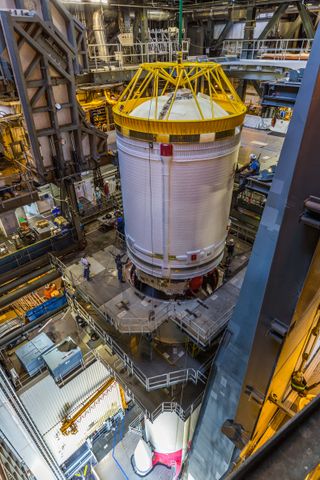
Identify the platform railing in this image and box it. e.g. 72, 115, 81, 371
221, 38, 313, 60
49, 253, 216, 391
88, 39, 189, 71
77, 283, 167, 334
169, 305, 234, 347
70, 296, 212, 392
129, 412, 145, 436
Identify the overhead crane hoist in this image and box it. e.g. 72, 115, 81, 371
60, 378, 127, 436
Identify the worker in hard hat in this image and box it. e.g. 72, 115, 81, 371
115, 254, 126, 283
237, 153, 261, 193
80, 255, 91, 281
94, 187, 102, 209
238, 153, 261, 176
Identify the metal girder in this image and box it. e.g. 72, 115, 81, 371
297, 2, 315, 39
237, 79, 247, 100
0, 12, 45, 179
187, 23, 320, 480
251, 80, 262, 97
214, 20, 234, 48
261, 80, 301, 108
242, 6, 256, 59
0, 4, 107, 184
258, 3, 289, 41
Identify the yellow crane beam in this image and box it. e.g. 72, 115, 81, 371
60, 377, 126, 436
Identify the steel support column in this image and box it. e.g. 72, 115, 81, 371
215, 19, 233, 48
187, 23, 320, 480
242, 6, 256, 59
258, 3, 289, 41
297, 2, 315, 39
237, 79, 247, 100
251, 80, 262, 97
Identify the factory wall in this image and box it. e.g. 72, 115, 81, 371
0, 389, 58, 480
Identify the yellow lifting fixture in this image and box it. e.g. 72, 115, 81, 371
60, 377, 127, 436
113, 61, 246, 137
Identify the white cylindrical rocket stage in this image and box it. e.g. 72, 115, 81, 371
117, 130, 240, 280
113, 62, 246, 285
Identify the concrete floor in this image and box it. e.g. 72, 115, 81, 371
238, 127, 284, 170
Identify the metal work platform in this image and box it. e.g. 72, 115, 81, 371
221, 59, 306, 81
62, 244, 248, 346
50, 236, 248, 423
169, 269, 246, 347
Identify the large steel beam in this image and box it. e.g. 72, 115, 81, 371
187, 24, 320, 480
214, 20, 233, 47
251, 80, 262, 97
0, 12, 45, 179
258, 3, 289, 41
297, 2, 315, 39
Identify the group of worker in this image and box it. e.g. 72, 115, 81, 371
80, 252, 127, 283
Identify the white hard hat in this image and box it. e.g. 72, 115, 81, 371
250, 153, 257, 160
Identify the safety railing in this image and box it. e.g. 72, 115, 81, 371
129, 412, 145, 436
221, 38, 313, 60
76, 284, 160, 334
230, 217, 257, 243
70, 296, 211, 392
128, 391, 205, 439
88, 39, 189, 71
150, 390, 204, 423
49, 254, 215, 391
169, 305, 234, 348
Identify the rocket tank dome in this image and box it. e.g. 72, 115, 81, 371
130, 90, 229, 121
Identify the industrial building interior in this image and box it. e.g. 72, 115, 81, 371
0, 0, 319, 479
